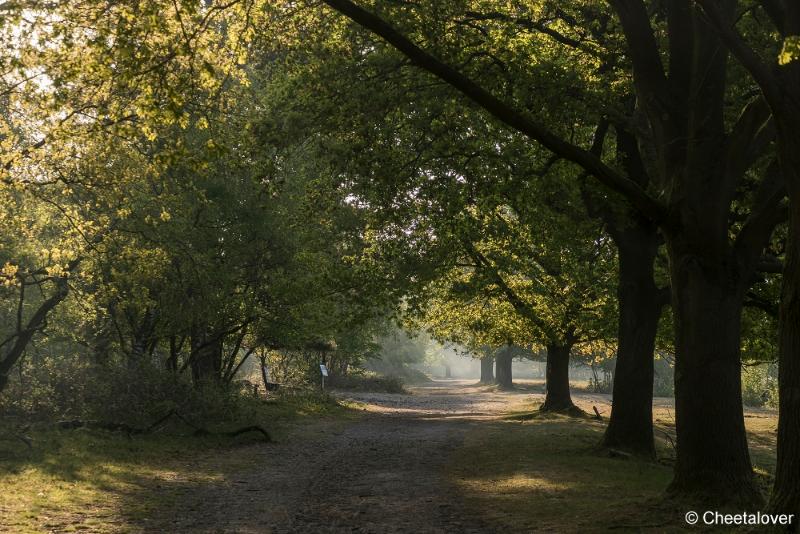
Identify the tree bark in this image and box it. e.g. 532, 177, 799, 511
602, 222, 664, 457
494, 347, 513, 390
665, 239, 761, 506
444, 363, 452, 378
771, 201, 800, 520
166, 335, 180, 373
259, 355, 270, 395
190, 325, 223, 386
540, 343, 575, 411
692, 3, 800, 515
770, 112, 800, 519
129, 309, 157, 368
479, 355, 494, 384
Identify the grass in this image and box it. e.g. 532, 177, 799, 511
446, 401, 780, 533
0, 383, 781, 533
0, 392, 355, 533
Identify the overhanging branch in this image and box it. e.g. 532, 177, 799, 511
320, 0, 669, 223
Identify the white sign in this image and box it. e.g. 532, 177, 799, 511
320, 364, 329, 377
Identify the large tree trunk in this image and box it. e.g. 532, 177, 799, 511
602, 222, 664, 457
540, 343, 575, 411
771, 202, 800, 520
479, 355, 494, 384
494, 347, 513, 390
770, 118, 800, 519
665, 240, 761, 506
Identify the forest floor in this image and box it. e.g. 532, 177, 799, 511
0, 379, 779, 533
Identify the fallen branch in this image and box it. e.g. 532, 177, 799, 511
57, 420, 145, 436
655, 428, 676, 451
592, 405, 603, 420
56, 410, 271, 442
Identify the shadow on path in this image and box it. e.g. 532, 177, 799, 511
139, 380, 506, 533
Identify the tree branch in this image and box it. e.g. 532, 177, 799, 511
0, 259, 80, 391
724, 97, 775, 196
461, 11, 602, 59
461, 239, 555, 340
694, 0, 782, 108
608, 0, 674, 114
734, 161, 787, 270
321, 0, 668, 223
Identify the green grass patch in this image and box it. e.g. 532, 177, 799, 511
0, 392, 354, 532
448, 404, 779, 532
448, 412, 687, 532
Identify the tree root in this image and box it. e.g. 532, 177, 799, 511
56, 409, 271, 442
539, 401, 588, 418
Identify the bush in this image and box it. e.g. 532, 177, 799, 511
653, 357, 674, 397
0, 354, 266, 427
87, 364, 265, 426
587, 364, 614, 394
0, 352, 92, 420
741, 363, 778, 408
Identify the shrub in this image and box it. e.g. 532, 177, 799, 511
0, 353, 267, 427
741, 363, 778, 408
653, 357, 674, 398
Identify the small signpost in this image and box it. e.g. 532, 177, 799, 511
320, 363, 329, 392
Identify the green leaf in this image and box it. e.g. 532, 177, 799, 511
779, 36, 800, 66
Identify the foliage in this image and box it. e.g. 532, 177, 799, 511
779, 36, 800, 65
0, 4, 791, 508
364, 327, 430, 380
653, 356, 674, 398
741, 363, 778, 409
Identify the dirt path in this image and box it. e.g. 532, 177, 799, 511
133, 379, 778, 534
142, 380, 538, 533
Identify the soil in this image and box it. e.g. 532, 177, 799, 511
141, 380, 541, 533
126, 378, 780, 533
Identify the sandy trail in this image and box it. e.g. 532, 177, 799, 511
136, 379, 773, 533
141, 380, 682, 533
142, 380, 548, 533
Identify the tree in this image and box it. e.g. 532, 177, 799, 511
236, 0, 670, 455
415, 190, 616, 402
478, 347, 494, 385
317, 0, 784, 504
691, 0, 800, 516
0, 0, 403, 405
